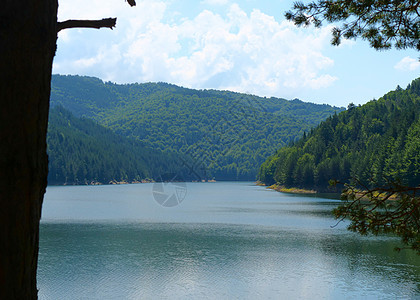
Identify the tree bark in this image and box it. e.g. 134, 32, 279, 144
57, 18, 117, 32
0, 1, 57, 298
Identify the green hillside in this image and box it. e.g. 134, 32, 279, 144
259, 78, 420, 191
47, 106, 189, 185
50, 74, 343, 181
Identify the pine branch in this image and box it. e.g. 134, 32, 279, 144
57, 18, 117, 33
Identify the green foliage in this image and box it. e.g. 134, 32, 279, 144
334, 180, 420, 254
286, 1, 420, 50
50, 74, 343, 181
47, 106, 189, 184
260, 78, 420, 252
259, 77, 420, 191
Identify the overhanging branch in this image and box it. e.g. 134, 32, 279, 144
57, 18, 117, 33
57, 0, 135, 33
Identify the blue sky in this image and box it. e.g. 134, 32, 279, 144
54, 0, 420, 107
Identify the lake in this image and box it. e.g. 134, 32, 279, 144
38, 182, 420, 299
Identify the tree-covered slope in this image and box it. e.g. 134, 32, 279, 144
47, 106, 189, 185
50, 74, 343, 180
259, 78, 420, 190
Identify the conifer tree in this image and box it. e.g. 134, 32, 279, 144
286, 0, 420, 50
281, 1, 420, 252
0, 1, 135, 298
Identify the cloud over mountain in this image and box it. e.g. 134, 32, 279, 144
54, 1, 337, 98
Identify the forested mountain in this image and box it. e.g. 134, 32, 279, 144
47, 106, 190, 185
49, 74, 343, 181
259, 78, 420, 191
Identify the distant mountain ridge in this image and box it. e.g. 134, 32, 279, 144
49, 74, 344, 182
258, 78, 420, 191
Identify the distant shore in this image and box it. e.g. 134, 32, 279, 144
55, 179, 154, 186
49, 178, 218, 186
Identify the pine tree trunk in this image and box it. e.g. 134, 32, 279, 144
0, 1, 57, 298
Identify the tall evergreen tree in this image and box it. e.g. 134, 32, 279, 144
0, 1, 135, 297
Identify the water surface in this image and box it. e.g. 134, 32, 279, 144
38, 182, 420, 299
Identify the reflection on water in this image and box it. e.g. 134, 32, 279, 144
38, 182, 420, 299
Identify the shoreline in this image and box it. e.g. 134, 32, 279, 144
257, 182, 342, 199
53, 179, 155, 186
267, 183, 317, 194
48, 178, 220, 186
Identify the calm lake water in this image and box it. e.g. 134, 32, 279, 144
38, 182, 420, 299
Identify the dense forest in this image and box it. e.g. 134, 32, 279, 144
259, 78, 420, 191
47, 106, 191, 184
49, 75, 343, 182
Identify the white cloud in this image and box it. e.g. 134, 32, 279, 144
53, 1, 338, 98
394, 56, 420, 71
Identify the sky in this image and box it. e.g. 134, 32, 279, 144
54, 0, 420, 107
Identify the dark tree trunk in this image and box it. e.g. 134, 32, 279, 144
0, 1, 57, 298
